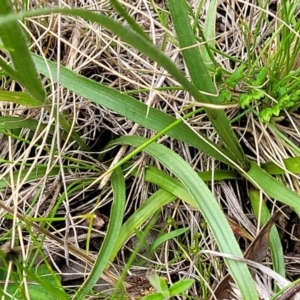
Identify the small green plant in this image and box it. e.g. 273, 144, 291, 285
1, 1, 300, 299
219, 65, 267, 115
217, 1, 300, 123
141, 270, 194, 300
219, 63, 300, 122
0, 251, 68, 300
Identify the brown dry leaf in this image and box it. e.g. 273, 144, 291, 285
244, 208, 284, 263
226, 215, 254, 242
276, 281, 300, 300
211, 208, 284, 300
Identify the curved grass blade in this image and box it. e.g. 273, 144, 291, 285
168, 0, 248, 169
109, 0, 150, 41
110, 189, 176, 261
74, 167, 125, 300
0, 8, 219, 106
142, 165, 240, 184
262, 156, 300, 175
0, 110, 87, 151
0, 90, 43, 107
0, 165, 60, 190
2, 7, 246, 167
114, 165, 243, 260
132, 166, 253, 240
246, 161, 300, 212
201, 0, 217, 68
0, 1, 45, 103
108, 135, 258, 299
32, 54, 237, 167
0, 4, 88, 150
0, 116, 71, 147
149, 228, 189, 253
128, 163, 240, 182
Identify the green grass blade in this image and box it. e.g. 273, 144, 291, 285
246, 162, 300, 212
2, 7, 246, 167
168, 279, 194, 297
262, 156, 300, 175
32, 54, 236, 166
0, 165, 60, 190
75, 167, 126, 300
111, 189, 176, 261
249, 188, 285, 277
0, 6, 87, 150
142, 166, 196, 206
149, 228, 189, 253
0, 57, 42, 95
109, 135, 258, 299
0, 1, 45, 103
0, 116, 67, 140
0, 116, 47, 131
0, 90, 42, 107
20, 264, 69, 300
201, 0, 217, 68
168, 0, 248, 169
112, 165, 239, 262
141, 165, 240, 184
109, 0, 150, 41
55, 107, 89, 151
1, 8, 213, 105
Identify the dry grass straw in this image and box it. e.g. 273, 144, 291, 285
0, 0, 299, 298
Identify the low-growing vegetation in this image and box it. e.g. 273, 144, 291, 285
0, 0, 300, 299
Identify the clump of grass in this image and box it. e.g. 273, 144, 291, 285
0, 1, 300, 300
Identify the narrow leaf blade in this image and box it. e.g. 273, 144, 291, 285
109, 135, 258, 299
0, 1, 45, 103
75, 167, 126, 300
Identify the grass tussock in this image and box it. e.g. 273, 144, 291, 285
0, 0, 300, 299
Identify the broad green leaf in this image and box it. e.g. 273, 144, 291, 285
169, 279, 194, 297
239, 93, 253, 109
0, 1, 45, 103
168, 0, 248, 169
1, 8, 246, 168
108, 135, 258, 299
32, 54, 237, 167
252, 67, 268, 86
141, 293, 164, 300
251, 89, 265, 100
245, 161, 300, 212
262, 156, 300, 174
0, 90, 41, 107
147, 271, 167, 294
226, 64, 247, 88
74, 167, 125, 300
159, 277, 169, 293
